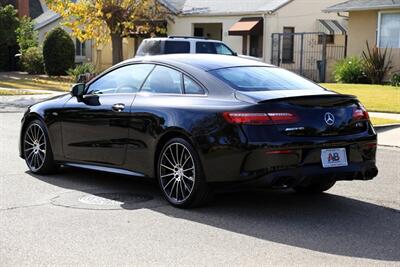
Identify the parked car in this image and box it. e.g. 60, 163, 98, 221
19, 54, 378, 208
136, 36, 260, 61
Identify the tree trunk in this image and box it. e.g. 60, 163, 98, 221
111, 33, 123, 65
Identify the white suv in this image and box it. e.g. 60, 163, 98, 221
136, 36, 238, 57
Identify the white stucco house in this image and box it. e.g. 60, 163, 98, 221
33, 0, 349, 81
165, 0, 347, 62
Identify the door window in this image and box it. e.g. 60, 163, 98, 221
141, 65, 183, 94
183, 76, 205, 95
196, 42, 234, 55
86, 64, 154, 95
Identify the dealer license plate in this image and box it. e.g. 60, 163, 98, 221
321, 148, 348, 168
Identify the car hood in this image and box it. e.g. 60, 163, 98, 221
235, 89, 337, 103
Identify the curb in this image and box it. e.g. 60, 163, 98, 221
374, 124, 400, 132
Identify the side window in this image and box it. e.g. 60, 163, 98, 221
215, 43, 234, 55
196, 42, 216, 54
136, 40, 161, 56
87, 64, 154, 95
141, 66, 183, 94
184, 76, 205, 95
164, 41, 190, 54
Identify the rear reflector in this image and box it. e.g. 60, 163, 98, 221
364, 142, 377, 149
223, 112, 299, 125
265, 149, 294, 155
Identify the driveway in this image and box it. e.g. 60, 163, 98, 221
0, 112, 399, 266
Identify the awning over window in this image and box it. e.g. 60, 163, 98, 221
318, 19, 347, 35
228, 17, 263, 36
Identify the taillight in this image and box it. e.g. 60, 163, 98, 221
223, 112, 271, 125
223, 112, 299, 125
353, 105, 369, 121
268, 112, 299, 124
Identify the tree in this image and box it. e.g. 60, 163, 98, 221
43, 27, 75, 75
45, 0, 172, 65
0, 4, 19, 70
0, 4, 19, 47
16, 16, 39, 53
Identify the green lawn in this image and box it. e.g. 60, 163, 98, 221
0, 73, 73, 92
0, 89, 41, 95
321, 83, 400, 113
370, 117, 400, 126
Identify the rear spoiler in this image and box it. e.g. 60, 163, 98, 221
235, 90, 357, 105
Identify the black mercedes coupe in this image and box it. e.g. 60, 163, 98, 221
19, 54, 378, 208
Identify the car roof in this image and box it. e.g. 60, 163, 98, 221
122, 54, 272, 71
143, 37, 224, 43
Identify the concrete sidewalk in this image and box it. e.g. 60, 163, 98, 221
370, 112, 400, 120
376, 127, 400, 148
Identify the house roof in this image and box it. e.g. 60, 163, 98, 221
33, 9, 60, 30
33, 0, 77, 30
160, 0, 293, 15
325, 0, 400, 12
34, 0, 292, 30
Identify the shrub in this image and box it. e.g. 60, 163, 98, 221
362, 41, 393, 84
391, 73, 400, 87
43, 27, 75, 76
0, 5, 19, 71
16, 16, 38, 53
333, 57, 368, 84
67, 63, 96, 82
0, 5, 19, 47
21, 46, 44, 74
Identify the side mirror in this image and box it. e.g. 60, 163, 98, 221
232, 52, 238, 56
71, 83, 85, 97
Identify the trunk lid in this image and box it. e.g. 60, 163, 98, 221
239, 92, 368, 137
235, 89, 337, 103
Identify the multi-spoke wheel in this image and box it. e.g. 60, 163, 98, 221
157, 138, 210, 208
23, 120, 57, 174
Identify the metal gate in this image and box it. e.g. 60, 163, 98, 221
271, 32, 347, 82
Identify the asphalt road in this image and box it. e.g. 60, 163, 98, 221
1, 112, 399, 266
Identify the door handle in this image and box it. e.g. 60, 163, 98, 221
112, 103, 125, 112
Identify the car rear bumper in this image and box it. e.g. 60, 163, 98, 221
201, 138, 378, 183
247, 160, 378, 188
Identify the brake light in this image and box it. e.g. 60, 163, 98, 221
268, 112, 299, 124
223, 112, 272, 125
223, 112, 299, 125
353, 105, 369, 121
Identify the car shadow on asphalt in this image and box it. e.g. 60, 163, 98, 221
27, 167, 400, 262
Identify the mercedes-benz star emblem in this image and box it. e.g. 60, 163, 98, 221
324, 112, 335, 126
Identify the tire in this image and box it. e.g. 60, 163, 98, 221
22, 119, 58, 174
157, 138, 211, 208
293, 181, 336, 194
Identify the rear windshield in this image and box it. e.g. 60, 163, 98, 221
196, 42, 235, 55
210, 67, 323, 92
136, 40, 162, 56
164, 41, 190, 54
